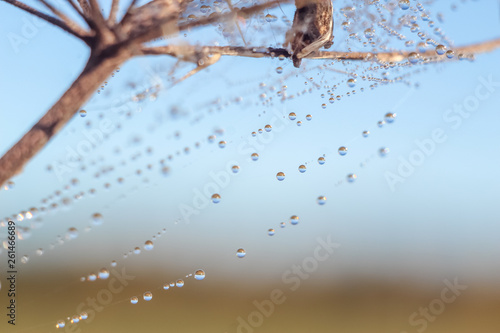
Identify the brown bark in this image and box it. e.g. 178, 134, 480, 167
0, 47, 130, 186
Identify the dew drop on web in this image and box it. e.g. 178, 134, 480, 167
143, 292, 153, 301
98, 268, 109, 280
211, 193, 221, 203
144, 240, 154, 251
236, 248, 246, 258
194, 269, 206, 281
91, 213, 103, 226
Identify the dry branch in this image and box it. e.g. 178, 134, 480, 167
3, 0, 89, 39
141, 37, 500, 63
0, 49, 131, 186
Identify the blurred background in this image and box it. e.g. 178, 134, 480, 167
0, 0, 500, 332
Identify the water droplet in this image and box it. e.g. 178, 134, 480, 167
134, 247, 141, 254
379, 147, 390, 157
21, 255, 29, 264
362, 130, 370, 137
66, 227, 79, 239
80, 312, 88, 320
298, 165, 307, 173
268, 228, 275, 236
347, 78, 356, 87
200, 5, 211, 13
251, 153, 259, 161
321, 104, 327, 109
364, 28, 375, 38
384, 112, 396, 123
290, 215, 299, 225
297, 121, 302, 126
211, 193, 221, 203
79, 110, 87, 117
91, 213, 103, 225
111, 260, 117, 267
56, 320, 65, 328
36, 248, 44, 256
265, 14, 277, 22
306, 114, 312, 121
264, 124, 272, 132
218, 141, 227, 148
169, 282, 175, 287
377, 120, 385, 127
4, 180, 14, 190
399, 0, 410, 10
98, 268, 109, 280
318, 157, 325, 165
275, 67, 283, 74
194, 269, 206, 281
236, 248, 246, 258
317, 196, 327, 205
435, 44, 446, 55
288, 112, 297, 120
276, 172, 285, 181
446, 50, 455, 59
280, 222, 286, 228
338, 146, 348, 156
144, 240, 154, 251
231, 165, 240, 173
408, 52, 420, 64
143, 292, 153, 301
88, 274, 97, 281
176, 279, 184, 287
347, 174, 357, 182
163, 283, 170, 290
130, 296, 139, 304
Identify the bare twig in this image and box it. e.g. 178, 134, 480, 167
77, 0, 90, 15
225, 0, 248, 45
87, 0, 115, 44
121, 0, 139, 22
108, 0, 120, 24
66, 0, 92, 26
141, 37, 500, 63
2, 0, 88, 39
40, 0, 90, 39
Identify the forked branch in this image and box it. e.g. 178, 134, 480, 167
3, 0, 90, 40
